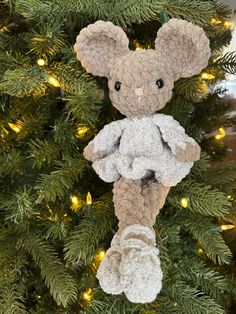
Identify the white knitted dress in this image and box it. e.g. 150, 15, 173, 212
91, 113, 196, 186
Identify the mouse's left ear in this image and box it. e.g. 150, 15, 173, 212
155, 19, 211, 80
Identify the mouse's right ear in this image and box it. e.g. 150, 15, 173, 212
74, 21, 130, 78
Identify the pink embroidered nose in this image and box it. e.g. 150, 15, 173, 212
134, 88, 144, 96
134, 88, 144, 104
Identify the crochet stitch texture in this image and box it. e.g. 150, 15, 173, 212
74, 18, 211, 303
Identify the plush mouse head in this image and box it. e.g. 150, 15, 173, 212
74, 19, 210, 118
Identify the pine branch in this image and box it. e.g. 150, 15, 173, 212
204, 163, 236, 191
0, 51, 31, 73
14, 0, 107, 22
14, 0, 62, 21
155, 220, 181, 272
159, 0, 214, 26
0, 233, 28, 314
45, 63, 102, 127
44, 220, 69, 241
23, 234, 78, 307
0, 233, 18, 286
36, 153, 88, 203
28, 22, 66, 59
29, 139, 60, 169
64, 94, 102, 128
0, 149, 23, 180
190, 152, 211, 178
214, 1, 232, 20
168, 179, 230, 217
0, 187, 38, 224
57, 0, 107, 20
65, 194, 115, 264
177, 213, 232, 265
48, 63, 92, 95
213, 52, 236, 75
84, 291, 142, 314
52, 119, 78, 147
16, 113, 50, 139
179, 258, 229, 301
0, 67, 47, 97
161, 97, 194, 128
165, 282, 225, 314
210, 29, 232, 52
0, 283, 27, 314
107, 0, 214, 26
0, 32, 28, 55
174, 77, 208, 103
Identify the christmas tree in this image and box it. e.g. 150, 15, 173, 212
0, 0, 236, 313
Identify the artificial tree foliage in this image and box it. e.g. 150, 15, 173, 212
0, 0, 236, 313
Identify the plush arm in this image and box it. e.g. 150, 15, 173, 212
83, 119, 128, 162
152, 114, 200, 163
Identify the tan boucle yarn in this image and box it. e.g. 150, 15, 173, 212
113, 178, 169, 233
74, 18, 211, 303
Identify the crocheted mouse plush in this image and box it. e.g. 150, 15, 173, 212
74, 19, 210, 303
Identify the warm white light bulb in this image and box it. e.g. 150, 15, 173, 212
86, 192, 92, 205
48, 76, 60, 87
180, 197, 188, 208
221, 224, 234, 231
37, 58, 46, 66
201, 72, 215, 80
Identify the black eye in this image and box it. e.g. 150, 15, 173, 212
156, 79, 164, 89
115, 81, 121, 91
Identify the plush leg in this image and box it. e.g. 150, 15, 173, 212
113, 178, 150, 233
142, 179, 170, 226
113, 178, 170, 303
96, 233, 123, 294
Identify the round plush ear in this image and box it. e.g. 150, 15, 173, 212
74, 21, 129, 77
155, 19, 211, 80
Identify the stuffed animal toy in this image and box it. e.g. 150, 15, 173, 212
74, 19, 211, 303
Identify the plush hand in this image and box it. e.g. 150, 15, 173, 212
83, 142, 105, 162
175, 142, 201, 163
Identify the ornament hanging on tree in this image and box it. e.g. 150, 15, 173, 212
74, 18, 211, 303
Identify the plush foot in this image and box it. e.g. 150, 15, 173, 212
119, 224, 163, 303
96, 233, 123, 294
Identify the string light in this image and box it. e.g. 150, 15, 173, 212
47, 208, 58, 222
8, 122, 22, 133
37, 58, 46, 66
71, 196, 79, 206
97, 250, 106, 261
211, 18, 222, 25
214, 127, 225, 140
227, 195, 234, 200
77, 126, 89, 139
47, 76, 60, 87
135, 42, 142, 51
0, 26, 8, 32
70, 195, 82, 211
82, 288, 93, 301
221, 224, 235, 231
197, 248, 204, 255
210, 18, 233, 28
201, 72, 215, 80
86, 192, 92, 205
224, 21, 234, 28
180, 197, 188, 208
